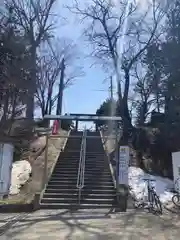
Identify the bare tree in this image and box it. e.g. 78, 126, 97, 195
133, 65, 155, 126
35, 52, 61, 117
51, 37, 84, 88
68, 0, 167, 141
35, 38, 84, 117
6, 0, 57, 119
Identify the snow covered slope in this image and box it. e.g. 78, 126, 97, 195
129, 167, 174, 204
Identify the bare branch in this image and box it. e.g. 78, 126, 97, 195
7, 0, 57, 47
68, 0, 169, 132
35, 36, 84, 117
5, 0, 57, 118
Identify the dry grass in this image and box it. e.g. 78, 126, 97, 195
101, 129, 121, 154
1, 129, 69, 204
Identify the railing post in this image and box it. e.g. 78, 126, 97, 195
42, 133, 49, 189
115, 122, 119, 191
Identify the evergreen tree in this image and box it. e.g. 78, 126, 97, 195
95, 98, 117, 128
0, 7, 31, 125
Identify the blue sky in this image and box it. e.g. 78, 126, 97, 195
63, 66, 109, 114
50, 0, 149, 128
56, 1, 113, 117
56, 0, 147, 116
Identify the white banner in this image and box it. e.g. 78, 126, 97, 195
172, 151, 180, 193
118, 146, 129, 185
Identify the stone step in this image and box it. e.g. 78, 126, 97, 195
51, 173, 112, 177
41, 198, 116, 204
40, 131, 116, 209
46, 184, 114, 189
45, 188, 115, 194
56, 161, 108, 165
52, 171, 111, 175
53, 167, 110, 171
40, 202, 117, 209
57, 162, 106, 165
43, 193, 116, 199
53, 168, 110, 172
55, 165, 109, 169
50, 176, 113, 181
48, 180, 114, 185
57, 159, 107, 163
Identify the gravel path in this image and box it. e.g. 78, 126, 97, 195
1, 209, 180, 239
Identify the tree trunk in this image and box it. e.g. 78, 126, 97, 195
56, 58, 65, 115
117, 97, 132, 145
49, 99, 53, 115
156, 93, 160, 112
7, 90, 18, 135
121, 68, 132, 143
44, 100, 49, 116
0, 91, 9, 127
26, 48, 36, 120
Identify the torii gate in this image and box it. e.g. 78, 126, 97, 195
44, 113, 121, 131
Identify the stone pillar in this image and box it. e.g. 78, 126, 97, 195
115, 140, 129, 212
116, 184, 128, 212
33, 193, 40, 211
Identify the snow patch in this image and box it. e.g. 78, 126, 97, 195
129, 166, 174, 204
9, 160, 32, 195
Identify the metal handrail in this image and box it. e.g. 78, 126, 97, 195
76, 127, 87, 204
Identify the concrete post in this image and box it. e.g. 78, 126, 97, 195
75, 120, 78, 130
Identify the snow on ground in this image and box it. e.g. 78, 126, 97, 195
10, 160, 32, 195
128, 166, 174, 204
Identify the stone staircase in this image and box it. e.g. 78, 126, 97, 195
40, 130, 117, 209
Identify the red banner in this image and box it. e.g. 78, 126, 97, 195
52, 120, 58, 135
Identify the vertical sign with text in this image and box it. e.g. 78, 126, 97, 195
118, 146, 129, 185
